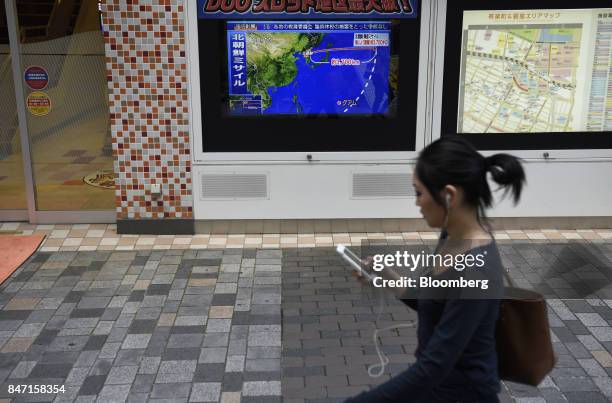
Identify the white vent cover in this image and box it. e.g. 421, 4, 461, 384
352, 173, 415, 199
200, 173, 268, 200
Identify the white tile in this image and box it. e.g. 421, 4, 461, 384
63, 238, 82, 246
100, 238, 119, 246
173, 238, 191, 245
50, 229, 69, 238
136, 238, 155, 245
86, 230, 105, 238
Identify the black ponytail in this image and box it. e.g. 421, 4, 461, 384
416, 136, 526, 224
485, 153, 525, 204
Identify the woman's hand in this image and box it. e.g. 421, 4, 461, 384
350, 268, 371, 285
361, 255, 374, 268
351, 256, 374, 286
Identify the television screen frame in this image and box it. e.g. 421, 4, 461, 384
441, 0, 612, 150
194, 5, 424, 154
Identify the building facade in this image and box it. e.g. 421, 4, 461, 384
1, 0, 611, 232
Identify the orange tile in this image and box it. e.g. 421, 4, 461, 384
226, 237, 244, 245
209, 306, 233, 319
81, 238, 101, 246
578, 232, 601, 240
133, 280, 150, 290
42, 238, 63, 247
188, 278, 217, 287
1, 338, 33, 353
593, 350, 612, 367
68, 229, 88, 237
158, 313, 176, 327
220, 392, 241, 403
5, 298, 40, 310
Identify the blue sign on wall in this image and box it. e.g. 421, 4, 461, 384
197, 0, 417, 19
24, 66, 49, 90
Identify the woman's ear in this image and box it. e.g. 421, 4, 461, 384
443, 185, 458, 209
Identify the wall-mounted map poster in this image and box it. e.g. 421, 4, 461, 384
457, 9, 612, 134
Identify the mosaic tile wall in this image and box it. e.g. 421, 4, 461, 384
101, 0, 192, 219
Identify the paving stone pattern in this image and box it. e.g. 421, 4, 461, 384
0, 250, 281, 402
281, 243, 612, 403
0, 242, 611, 402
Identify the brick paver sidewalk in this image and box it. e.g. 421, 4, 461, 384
0, 240, 610, 402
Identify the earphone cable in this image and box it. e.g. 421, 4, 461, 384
366, 285, 417, 378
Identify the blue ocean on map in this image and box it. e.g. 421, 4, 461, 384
538, 30, 574, 42
264, 33, 390, 115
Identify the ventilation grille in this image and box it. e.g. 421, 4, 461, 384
200, 173, 268, 200
352, 173, 414, 198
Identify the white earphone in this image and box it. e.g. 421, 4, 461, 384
445, 193, 451, 209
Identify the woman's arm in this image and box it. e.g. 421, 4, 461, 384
345, 299, 493, 402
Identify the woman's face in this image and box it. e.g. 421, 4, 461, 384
413, 173, 446, 228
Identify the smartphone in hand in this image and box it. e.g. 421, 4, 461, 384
336, 245, 375, 281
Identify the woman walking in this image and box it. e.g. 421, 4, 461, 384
346, 136, 526, 403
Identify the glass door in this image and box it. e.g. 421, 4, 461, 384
0, 0, 27, 219
1, 0, 115, 223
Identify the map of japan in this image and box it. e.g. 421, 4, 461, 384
459, 25, 582, 133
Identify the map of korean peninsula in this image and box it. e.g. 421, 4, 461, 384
459, 25, 582, 133
245, 32, 325, 111
227, 22, 391, 115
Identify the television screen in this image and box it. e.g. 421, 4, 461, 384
226, 21, 394, 116
195, 13, 422, 153
457, 8, 612, 133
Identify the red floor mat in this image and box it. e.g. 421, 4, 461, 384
0, 235, 45, 284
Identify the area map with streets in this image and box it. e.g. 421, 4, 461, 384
459, 25, 582, 133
